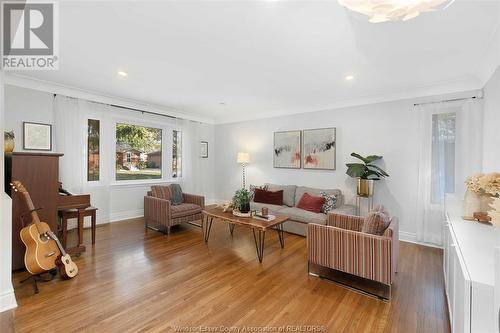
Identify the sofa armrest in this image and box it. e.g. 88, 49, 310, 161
326, 212, 364, 231
330, 204, 356, 216
144, 196, 171, 227
182, 193, 205, 208
307, 223, 394, 285
383, 217, 399, 273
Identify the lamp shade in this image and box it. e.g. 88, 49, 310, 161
237, 152, 250, 164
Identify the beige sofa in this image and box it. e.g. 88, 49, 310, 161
250, 183, 356, 236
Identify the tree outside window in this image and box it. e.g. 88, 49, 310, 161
115, 123, 162, 181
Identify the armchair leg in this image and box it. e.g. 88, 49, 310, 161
166, 226, 171, 236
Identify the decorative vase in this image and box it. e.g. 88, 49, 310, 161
4, 131, 14, 153
463, 189, 481, 219
357, 179, 374, 197
239, 202, 250, 214
480, 193, 495, 214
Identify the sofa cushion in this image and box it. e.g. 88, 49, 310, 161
249, 184, 268, 201
151, 185, 172, 201
171, 203, 202, 219
264, 183, 297, 207
250, 202, 284, 215
320, 192, 337, 213
362, 211, 391, 235
254, 188, 283, 206
296, 193, 325, 213
278, 207, 327, 225
295, 186, 341, 208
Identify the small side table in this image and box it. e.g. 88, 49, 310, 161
58, 206, 98, 253
356, 195, 374, 216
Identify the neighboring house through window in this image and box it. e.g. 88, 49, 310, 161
115, 123, 162, 181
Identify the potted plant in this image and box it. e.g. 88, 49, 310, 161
346, 153, 389, 197
232, 188, 251, 213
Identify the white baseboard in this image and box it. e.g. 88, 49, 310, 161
399, 231, 443, 249
110, 209, 144, 222
0, 289, 17, 313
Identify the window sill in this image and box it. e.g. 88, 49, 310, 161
109, 179, 179, 188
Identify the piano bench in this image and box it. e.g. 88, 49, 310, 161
58, 206, 98, 250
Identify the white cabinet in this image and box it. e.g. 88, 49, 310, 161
444, 195, 496, 333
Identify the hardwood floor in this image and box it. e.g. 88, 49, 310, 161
1, 218, 450, 332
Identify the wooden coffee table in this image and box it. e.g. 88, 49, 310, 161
202, 207, 289, 262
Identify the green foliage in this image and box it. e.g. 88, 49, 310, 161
232, 188, 251, 208
346, 152, 389, 180
137, 161, 147, 170
116, 124, 161, 153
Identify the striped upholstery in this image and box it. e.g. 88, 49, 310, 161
144, 196, 171, 227
307, 216, 399, 286
182, 193, 205, 209
144, 189, 204, 230
171, 203, 202, 218
327, 213, 364, 231
151, 185, 172, 200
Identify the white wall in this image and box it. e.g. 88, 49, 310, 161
4, 85, 54, 152
482, 65, 500, 173
214, 92, 478, 242
4, 84, 216, 226
0, 74, 17, 312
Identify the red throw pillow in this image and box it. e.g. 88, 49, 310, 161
297, 193, 325, 213
253, 188, 284, 206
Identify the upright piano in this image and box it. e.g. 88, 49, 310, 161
5, 152, 91, 270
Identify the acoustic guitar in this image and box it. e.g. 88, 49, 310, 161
47, 230, 78, 279
12, 181, 61, 275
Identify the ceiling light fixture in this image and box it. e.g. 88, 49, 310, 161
117, 70, 128, 77
219, 102, 226, 106
345, 74, 354, 81
337, 0, 454, 23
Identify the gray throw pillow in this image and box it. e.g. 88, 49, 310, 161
170, 183, 183, 205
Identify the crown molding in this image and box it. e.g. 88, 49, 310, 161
4, 73, 215, 124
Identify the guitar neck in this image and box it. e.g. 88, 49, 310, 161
21, 192, 45, 233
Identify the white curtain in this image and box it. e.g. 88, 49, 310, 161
54, 96, 86, 193
416, 99, 483, 245
54, 96, 113, 224
180, 118, 203, 195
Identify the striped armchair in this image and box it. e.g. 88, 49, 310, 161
307, 213, 398, 299
144, 186, 205, 235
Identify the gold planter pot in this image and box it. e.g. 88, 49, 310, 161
357, 179, 374, 197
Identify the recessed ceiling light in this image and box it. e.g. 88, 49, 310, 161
345, 75, 354, 81
219, 102, 226, 106
117, 71, 128, 77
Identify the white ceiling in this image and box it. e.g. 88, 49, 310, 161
9, 0, 500, 123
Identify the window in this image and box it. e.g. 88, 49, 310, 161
172, 130, 182, 178
115, 123, 162, 181
431, 112, 456, 203
87, 119, 100, 181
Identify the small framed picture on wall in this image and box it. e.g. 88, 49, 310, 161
23, 122, 52, 151
200, 141, 208, 158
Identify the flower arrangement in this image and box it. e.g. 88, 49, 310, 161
478, 172, 500, 196
465, 172, 500, 196
465, 173, 484, 193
